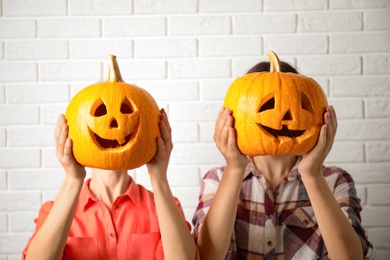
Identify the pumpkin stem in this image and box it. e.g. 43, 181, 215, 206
107, 54, 124, 83
267, 50, 281, 73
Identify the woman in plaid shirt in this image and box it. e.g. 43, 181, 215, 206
192, 62, 375, 260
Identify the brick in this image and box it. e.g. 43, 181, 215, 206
0, 42, 4, 60
42, 148, 60, 168
9, 212, 36, 232
366, 227, 390, 248
298, 55, 361, 76
0, 105, 39, 125
7, 83, 69, 103
3, 0, 66, 16
331, 0, 390, 9
0, 148, 40, 168
0, 128, 5, 147
367, 185, 390, 205
366, 141, 390, 162
135, 0, 197, 14
366, 10, 390, 30
8, 126, 54, 147
41, 104, 70, 124
104, 17, 166, 37
200, 79, 232, 100
135, 38, 196, 58
264, 35, 328, 55
355, 185, 366, 205
43, 189, 61, 202
366, 98, 390, 118
171, 123, 199, 143
139, 81, 199, 101
6, 40, 68, 60
336, 162, 390, 184
171, 187, 200, 207
169, 101, 221, 122
0, 62, 37, 82
40, 61, 102, 81
70, 0, 132, 15
136, 166, 200, 187
171, 143, 224, 165
234, 14, 296, 34
299, 11, 363, 32
71, 39, 133, 59
38, 18, 101, 38
0, 85, 4, 103
0, 170, 6, 189
331, 32, 390, 53
115, 60, 166, 80
9, 170, 64, 189
0, 234, 30, 254
265, 0, 327, 11
0, 191, 41, 211
169, 16, 231, 36
328, 98, 363, 119
360, 206, 390, 226
0, 19, 36, 38
199, 0, 261, 12
169, 59, 231, 79
199, 36, 261, 57
0, 213, 6, 232
336, 119, 390, 141
326, 141, 364, 163
364, 54, 390, 75
331, 76, 390, 97
199, 122, 215, 143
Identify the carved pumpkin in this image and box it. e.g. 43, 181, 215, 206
65, 54, 160, 170
223, 51, 328, 156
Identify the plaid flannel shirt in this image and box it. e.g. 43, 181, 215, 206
192, 159, 375, 259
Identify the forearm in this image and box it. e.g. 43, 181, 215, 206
196, 166, 244, 260
151, 177, 197, 260
301, 174, 363, 260
25, 177, 84, 260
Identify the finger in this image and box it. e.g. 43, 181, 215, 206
215, 108, 230, 140
57, 124, 69, 158
63, 138, 73, 159
155, 136, 165, 157
329, 106, 338, 132
227, 127, 237, 150
54, 115, 65, 146
160, 108, 171, 134
159, 120, 173, 151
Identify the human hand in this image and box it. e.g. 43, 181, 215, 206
214, 108, 247, 170
299, 106, 338, 178
146, 109, 173, 182
54, 114, 86, 180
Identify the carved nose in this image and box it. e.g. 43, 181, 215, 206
110, 119, 118, 128
282, 110, 292, 121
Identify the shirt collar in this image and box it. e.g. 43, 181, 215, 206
244, 156, 302, 182
80, 176, 142, 211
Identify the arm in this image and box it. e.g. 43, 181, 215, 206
195, 108, 248, 260
299, 106, 364, 259
25, 115, 86, 260
146, 109, 197, 260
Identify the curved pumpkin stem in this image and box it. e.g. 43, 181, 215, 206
267, 50, 281, 73
107, 54, 124, 83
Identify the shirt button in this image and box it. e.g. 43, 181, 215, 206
267, 240, 273, 247
303, 219, 309, 226
109, 233, 114, 238
114, 204, 119, 209
268, 215, 273, 220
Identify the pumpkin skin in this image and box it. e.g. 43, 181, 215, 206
65, 55, 160, 170
223, 51, 328, 156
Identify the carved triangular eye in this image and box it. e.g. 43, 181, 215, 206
92, 99, 107, 117
120, 98, 133, 114
259, 96, 275, 112
301, 92, 314, 115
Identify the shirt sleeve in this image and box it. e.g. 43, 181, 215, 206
327, 167, 376, 259
21, 201, 54, 259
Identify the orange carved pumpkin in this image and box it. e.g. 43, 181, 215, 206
65, 55, 160, 170
223, 51, 328, 156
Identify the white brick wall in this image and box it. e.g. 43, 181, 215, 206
0, 0, 389, 258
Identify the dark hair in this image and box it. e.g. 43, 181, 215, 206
246, 61, 299, 74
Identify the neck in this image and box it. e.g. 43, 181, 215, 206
253, 155, 298, 190
89, 169, 131, 208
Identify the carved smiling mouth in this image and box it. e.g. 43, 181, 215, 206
94, 133, 132, 149
260, 125, 305, 138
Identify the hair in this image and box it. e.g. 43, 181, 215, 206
246, 61, 299, 74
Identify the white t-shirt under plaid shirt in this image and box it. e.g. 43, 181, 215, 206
192, 159, 375, 259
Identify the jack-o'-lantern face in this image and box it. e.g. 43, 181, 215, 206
223, 51, 328, 156
65, 55, 160, 170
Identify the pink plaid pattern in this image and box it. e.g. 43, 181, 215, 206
192, 160, 375, 259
